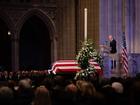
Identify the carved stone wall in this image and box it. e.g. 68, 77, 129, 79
0, 1, 57, 70
0, 0, 100, 70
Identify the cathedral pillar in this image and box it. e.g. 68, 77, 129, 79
11, 30, 19, 71
57, 0, 76, 59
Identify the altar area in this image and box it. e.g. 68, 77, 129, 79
99, 45, 140, 78
102, 53, 140, 78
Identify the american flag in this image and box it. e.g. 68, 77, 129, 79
121, 32, 129, 75
88, 59, 103, 75
51, 60, 81, 74
50, 60, 102, 75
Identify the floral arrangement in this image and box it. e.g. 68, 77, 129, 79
75, 40, 103, 80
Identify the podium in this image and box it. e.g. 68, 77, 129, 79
99, 45, 110, 57
99, 45, 122, 77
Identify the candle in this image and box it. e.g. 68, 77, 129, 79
84, 8, 87, 41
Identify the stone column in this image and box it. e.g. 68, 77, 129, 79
57, 0, 76, 59
51, 36, 58, 62
11, 30, 19, 71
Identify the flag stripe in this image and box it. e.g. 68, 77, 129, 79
51, 60, 102, 75
121, 32, 128, 75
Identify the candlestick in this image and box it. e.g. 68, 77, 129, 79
84, 8, 87, 41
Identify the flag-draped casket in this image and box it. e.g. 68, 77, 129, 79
50, 60, 103, 75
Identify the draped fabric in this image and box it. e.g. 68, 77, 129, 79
50, 60, 102, 75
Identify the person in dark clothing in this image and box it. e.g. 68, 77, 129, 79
109, 39, 117, 54
108, 35, 117, 70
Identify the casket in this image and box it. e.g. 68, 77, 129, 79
50, 60, 102, 75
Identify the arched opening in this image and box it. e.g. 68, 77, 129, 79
0, 18, 11, 71
20, 15, 51, 70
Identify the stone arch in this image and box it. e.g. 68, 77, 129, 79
16, 8, 57, 70
16, 8, 57, 40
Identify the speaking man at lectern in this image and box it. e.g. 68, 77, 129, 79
108, 35, 117, 70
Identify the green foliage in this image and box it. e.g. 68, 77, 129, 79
74, 66, 97, 80
75, 40, 103, 80
76, 40, 103, 69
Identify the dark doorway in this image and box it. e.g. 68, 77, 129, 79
20, 15, 51, 70
0, 18, 11, 71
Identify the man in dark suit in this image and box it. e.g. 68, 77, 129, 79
108, 35, 117, 70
